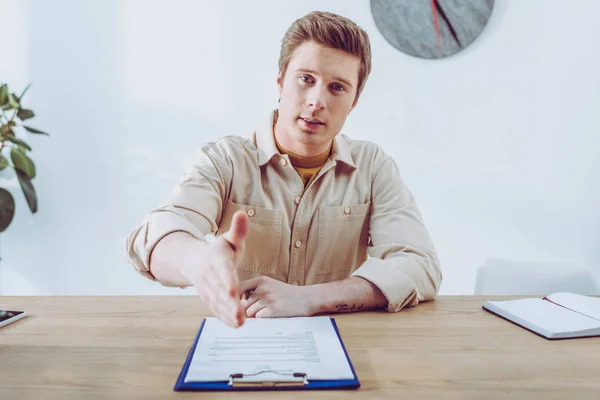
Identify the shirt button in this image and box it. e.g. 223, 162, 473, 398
294, 240, 302, 248
294, 196, 301, 205
279, 158, 287, 166
247, 208, 255, 217
344, 206, 351, 214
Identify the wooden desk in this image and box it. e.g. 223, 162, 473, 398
1, 296, 598, 399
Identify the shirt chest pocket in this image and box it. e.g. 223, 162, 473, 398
217, 199, 283, 275
316, 202, 371, 276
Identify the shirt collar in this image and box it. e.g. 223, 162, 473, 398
331, 130, 357, 169
254, 110, 278, 166
255, 110, 356, 169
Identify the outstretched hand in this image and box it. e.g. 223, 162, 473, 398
182, 210, 250, 328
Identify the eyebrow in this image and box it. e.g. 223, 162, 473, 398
297, 68, 354, 89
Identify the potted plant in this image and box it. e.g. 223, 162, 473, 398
0, 83, 49, 257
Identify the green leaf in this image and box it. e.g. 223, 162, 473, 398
1, 125, 14, 137
0, 155, 9, 170
23, 125, 49, 135
17, 109, 35, 121
19, 83, 32, 101
7, 92, 20, 109
0, 188, 16, 232
0, 84, 7, 106
0, 124, 12, 136
6, 135, 32, 151
10, 147, 36, 179
16, 169, 37, 213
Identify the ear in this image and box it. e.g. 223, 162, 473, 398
277, 71, 283, 96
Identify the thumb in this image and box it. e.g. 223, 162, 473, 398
222, 210, 250, 250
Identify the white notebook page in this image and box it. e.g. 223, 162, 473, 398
545, 292, 600, 321
486, 298, 600, 334
185, 316, 354, 383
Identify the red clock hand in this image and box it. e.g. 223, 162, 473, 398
431, 0, 442, 49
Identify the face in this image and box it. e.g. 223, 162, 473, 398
275, 41, 360, 157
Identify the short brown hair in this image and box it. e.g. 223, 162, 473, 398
278, 11, 372, 104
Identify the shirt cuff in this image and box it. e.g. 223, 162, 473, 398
351, 257, 417, 312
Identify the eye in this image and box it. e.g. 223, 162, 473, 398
299, 75, 313, 84
331, 83, 345, 92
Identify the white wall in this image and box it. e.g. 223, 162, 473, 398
1, 0, 599, 295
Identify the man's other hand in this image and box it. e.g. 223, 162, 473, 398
238, 276, 318, 318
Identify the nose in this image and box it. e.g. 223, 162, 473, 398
306, 85, 326, 110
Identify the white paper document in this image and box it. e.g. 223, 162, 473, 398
184, 316, 355, 382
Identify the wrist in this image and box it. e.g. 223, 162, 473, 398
305, 283, 333, 315
307, 277, 388, 314
305, 282, 337, 315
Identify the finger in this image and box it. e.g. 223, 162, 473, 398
203, 259, 237, 303
246, 299, 268, 318
215, 299, 243, 328
208, 285, 239, 324
238, 277, 263, 296
214, 283, 241, 319
221, 210, 250, 251
215, 304, 240, 328
218, 311, 239, 328
200, 273, 238, 323
194, 280, 209, 304
214, 259, 239, 299
210, 273, 244, 324
195, 275, 223, 315
201, 268, 228, 306
199, 260, 243, 326
240, 291, 261, 313
255, 307, 273, 318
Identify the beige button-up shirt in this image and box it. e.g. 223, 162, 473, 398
125, 111, 442, 311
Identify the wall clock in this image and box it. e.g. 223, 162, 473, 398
370, 0, 495, 59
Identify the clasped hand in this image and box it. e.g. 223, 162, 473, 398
238, 276, 317, 318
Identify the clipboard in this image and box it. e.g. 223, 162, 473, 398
173, 317, 360, 391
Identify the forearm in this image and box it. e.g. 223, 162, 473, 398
309, 276, 389, 314
149, 232, 208, 287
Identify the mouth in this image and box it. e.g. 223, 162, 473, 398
299, 116, 325, 125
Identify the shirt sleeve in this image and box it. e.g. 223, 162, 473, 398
351, 156, 442, 311
123, 144, 231, 286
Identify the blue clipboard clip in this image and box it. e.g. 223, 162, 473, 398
228, 370, 308, 388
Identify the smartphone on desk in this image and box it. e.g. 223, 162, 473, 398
0, 310, 27, 328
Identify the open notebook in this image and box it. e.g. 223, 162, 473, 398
483, 292, 600, 340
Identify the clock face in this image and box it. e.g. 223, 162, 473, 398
370, 0, 495, 59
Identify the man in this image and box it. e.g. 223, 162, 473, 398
125, 11, 442, 328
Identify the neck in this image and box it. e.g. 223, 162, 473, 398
274, 123, 332, 158
275, 135, 330, 168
